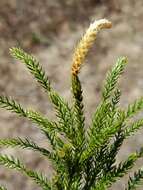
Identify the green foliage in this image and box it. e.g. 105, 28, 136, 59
125, 97, 143, 118
10, 47, 51, 92
0, 155, 51, 190
126, 168, 143, 190
0, 138, 50, 157
72, 75, 85, 147
102, 57, 127, 101
94, 148, 143, 190
0, 186, 7, 190
0, 45, 143, 190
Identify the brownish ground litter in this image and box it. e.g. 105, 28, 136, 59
0, 0, 143, 189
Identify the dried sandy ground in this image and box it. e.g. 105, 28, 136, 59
1, 0, 143, 189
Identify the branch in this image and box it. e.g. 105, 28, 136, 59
102, 57, 127, 101
0, 154, 51, 190
126, 168, 143, 190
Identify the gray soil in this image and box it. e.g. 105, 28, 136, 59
0, 0, 143, 189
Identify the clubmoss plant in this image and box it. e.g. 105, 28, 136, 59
0, 18, 143, 190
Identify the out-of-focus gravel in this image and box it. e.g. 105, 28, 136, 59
1, 0, 143, 189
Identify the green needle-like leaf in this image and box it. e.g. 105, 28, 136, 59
71, 74, 85, 147
126, 168, 143, 190
102, 57, 127, 101
10, 47, 51, 92
10, 47, 75, 145
125, 118, 143, 137
0, 154, 51, 190
125, 97, 143, 119
0, 138, 50, 157
0, 96, 64, 149
93, 148, 143, 190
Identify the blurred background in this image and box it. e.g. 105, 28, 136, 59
0, 0, 143, 189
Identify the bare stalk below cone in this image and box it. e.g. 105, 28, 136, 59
71, 19, 112, 75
